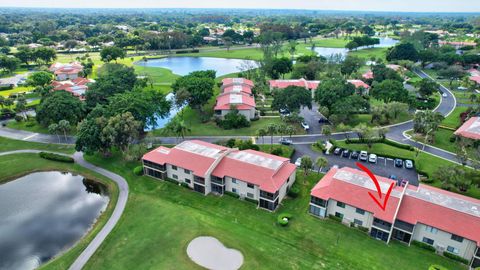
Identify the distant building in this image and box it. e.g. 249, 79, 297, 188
439, 41, 477, 48
269, 78, 320, 91
49, 62, 83, 81
142, 140, 297, 211
454, 117, 480, 140
347, 79, 370, 95
215, 78, 256, 121
309, 167, 480, 268
51, 77, 94, 101
362, 70, 374, 80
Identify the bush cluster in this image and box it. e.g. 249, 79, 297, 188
328, 214, 342, 223
133, 166, 143, 176
277, 213, 293, 226
244, 197, 258, 204
442, 252, 469, 264
224, 191, 240, 198
411, 240, 436, 252
287, 184, 300, 198
216, 112, 250, 129
38, 152, 74, 163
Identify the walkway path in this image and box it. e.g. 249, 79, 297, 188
0, 150, 129, 270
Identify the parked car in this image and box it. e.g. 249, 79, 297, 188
389, 175, 397, 180
342, 149, 350, 158
318, 117, 328, 123
351, 151, 359, 160
333, 148, 342, 155
359, 151, 368, 161
394, 158, 403, 168
279, 138, 293, 145
279, 108, 290, 116
368, 154, 377, 163
295, 157, 302, 167
301, 122, 310, 130
405, 160, 413, 169
442, 92, 448, 98
399, 179, 408, 187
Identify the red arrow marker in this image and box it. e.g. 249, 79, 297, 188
356, 162, 395, 211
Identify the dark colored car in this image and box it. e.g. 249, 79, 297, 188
351, 151, 359, 160
394, 158, 403, 168
333, 148, 342, 155
342, 149, 350, 158
389, 175, 397, 180
318, 117, 328, 123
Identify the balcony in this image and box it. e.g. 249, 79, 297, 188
211, 176, 224, 185
373, 218, 392, 231
476, 247, 480, 257
260, 190, 279, 201
194, 176, 205, 185
143, 160, 166, 171
310, 196, 327, 207
394, 220, 415, 233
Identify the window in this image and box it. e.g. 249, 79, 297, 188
247, 183, 254, 189
232, 178, 237, 184
422, 237, 434, 245
184, 169, 190, 174
425, 226, 438, 234
335, 212, 344, 219
447, 246, 459, 254
336, 201, 346, 208
172, 165, 177, 170
356, 208, 365, 215
232, 188, 238, 193
247, 192, 254, 198
172, 174, 178, 179
451, 234, 464, 243
185, 179, 191, 184
354, 219, 363, 226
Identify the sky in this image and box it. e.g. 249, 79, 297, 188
0, 0, 478, 13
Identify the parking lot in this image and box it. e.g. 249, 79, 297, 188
293, 144, 419, 186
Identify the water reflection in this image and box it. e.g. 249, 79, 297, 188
0, 171, 109, 270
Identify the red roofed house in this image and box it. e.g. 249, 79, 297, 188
215, 78, 256, 120
454, 117, 480, 140
310, 167, 480, 267
347, 79, 370, 95
49, 62, 84, 81
362, 70, 374, 80
269, 78, 320, 91
51, 77, 94, 101
142, 140, 297, 211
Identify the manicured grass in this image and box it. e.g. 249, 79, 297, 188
257, 144, 295, 158
348, 47, 388, 61
0, 136, 74, 154
442, 107, 468, 129
79, 151, 465, 270
333, 140, 479, 200
312, 38, 350, 48
345, 112, 411, 128
181, 47, 265, 60
407, 128, 456, 153
134, 64, 180, 93
0, 153, 118, 270
0, 85, 34, 97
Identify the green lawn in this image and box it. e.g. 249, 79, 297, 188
348, 47, 388, 61
407, 128, 456, 153
0, 86, 35, 98
77, 151, 466, 270
0, 136, 74, 154
334, 140, 480, 200
181, 48, 265, 60
442, 107, 468, 129
0, 153, 118, 270
257, 144, 295, 158
312, 38, 350, 48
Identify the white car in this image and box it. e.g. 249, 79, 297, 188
295, 158, 302, 167
368, 154, 377, 163
301, 122, 310, 130
405, 159, 414, 169
359, 151, 368, 161
442, 93, 448, 98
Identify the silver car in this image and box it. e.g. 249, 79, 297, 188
405, 159, 414, 169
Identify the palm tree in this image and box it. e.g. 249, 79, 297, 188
15, 96, 27, 120
285, 125, 296, 138
266, 123, 278, 150
321, 125, 332, 141
164, 118, 191, 143
256, 128, 267, 144
48, 123, 60, 143
315, 156, 328, 173
300, 155, 313, 176
289, 41, 297, 61
58, 120, 70, 142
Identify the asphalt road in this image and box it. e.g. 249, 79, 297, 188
0, 149, 129, 270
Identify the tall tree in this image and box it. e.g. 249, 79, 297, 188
100, 46, 126, 63
271, 86, 312, 112
371, 79, 408, 103
102, 112, 141, 153
36, 91, 84, 126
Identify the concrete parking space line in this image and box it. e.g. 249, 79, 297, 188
22, 133, 38, 141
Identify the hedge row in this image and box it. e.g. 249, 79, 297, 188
443, 251, 469, 265
244, 197, 258, 204
345, 138, 414, 151
38, 152, 74, 163
224, 191, 240, 198
328, 214, 342, 223
175, 49, 199, 54
411, 240, 436, 252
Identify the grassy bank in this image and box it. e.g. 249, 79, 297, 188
0, 136, 74, 154
79, 151, 465, 270
0, 153, 118, 270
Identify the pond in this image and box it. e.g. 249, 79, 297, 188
0, 171, 109, 270
144, 92, 180, 131
187, 236, 243, 270
136, 56, 258, 77
313, 36, 399, 59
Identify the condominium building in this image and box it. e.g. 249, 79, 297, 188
309, 167, 480, 268
142, 140, 297, 211
215, 78, 256, 120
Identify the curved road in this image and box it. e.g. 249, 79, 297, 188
0, 150, 129, 270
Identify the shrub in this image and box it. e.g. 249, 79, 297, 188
313, 141, 326, 152
411, 240, 436, 252
133, 166, 143, 176
345, 138, 414, 151
357, 226, 369, 232
443, 252, 469, 264
217, 110, 250, 129
244, 197, 258, 204
277, 213, 293, 226
225, 191, 240, 198
14, 115, 23, 122
25, 121, 35, 127
165, 178, 178, 184
38, 152, 74, 163
271, 147, 284, 156
449, 135, 457, 143
180, 182, 190, 188
288, 184, 300, 198
328, 214, 342, 223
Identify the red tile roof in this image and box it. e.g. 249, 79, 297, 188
269, 79, 320, 90
347, 79, 370, 89
312, 167, 480, 245
362, 70, 374, 80
223, 85, 252, 95
222, 78, 254, 87
142, 140, 296, 193
470, 76, 480, 85
311, 167, 403, 222
214, 92, 256, 111
398, 184, 480, 245
454, 117, 480, 140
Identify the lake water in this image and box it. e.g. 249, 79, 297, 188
144, 92, 180, 131
0, 171, 109, 270
313, 36, 399, 59
137, 56, 258, 77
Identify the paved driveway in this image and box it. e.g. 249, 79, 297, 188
293, 144, 419, 186
299, 103, 327, 135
